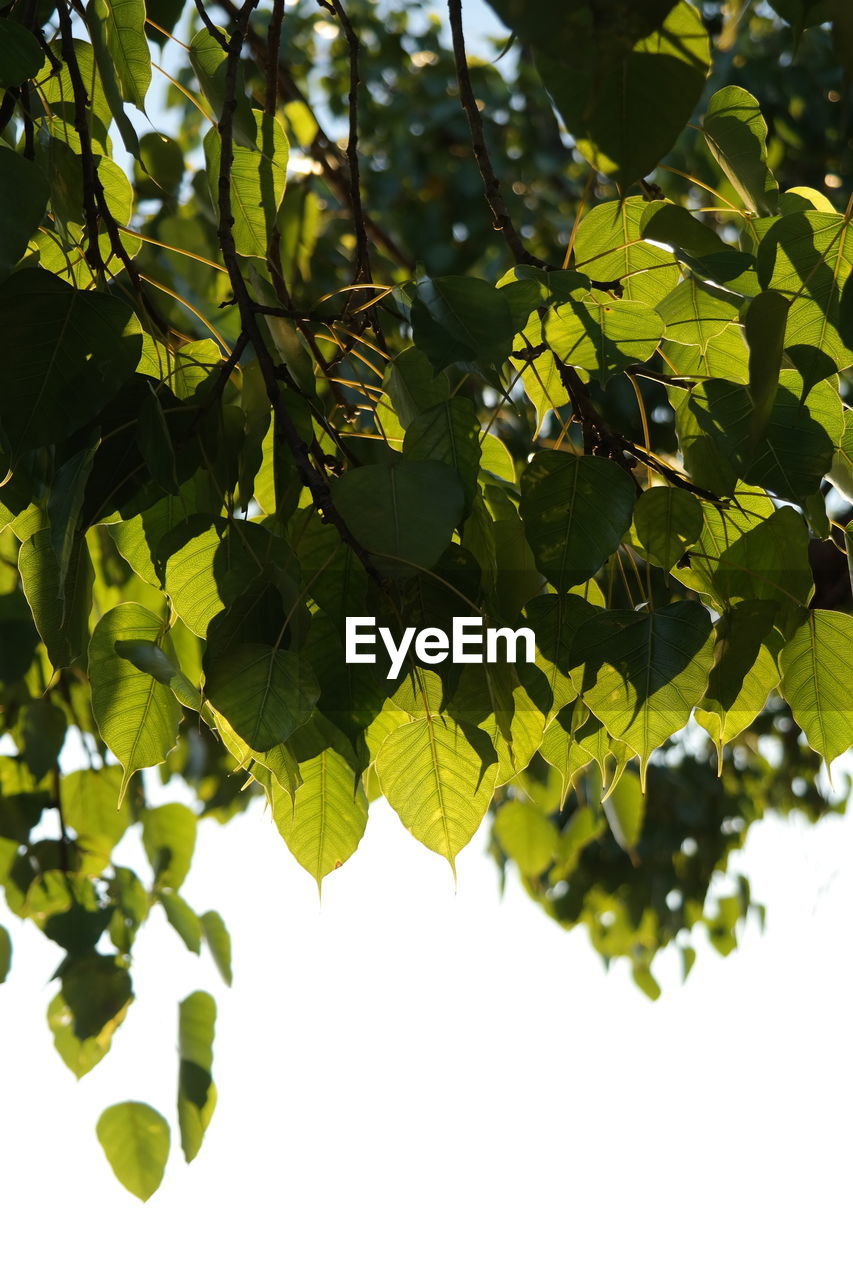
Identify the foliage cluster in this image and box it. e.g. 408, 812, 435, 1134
0, 0, 852, 1196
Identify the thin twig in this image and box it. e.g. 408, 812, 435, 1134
447, 0, 548, 269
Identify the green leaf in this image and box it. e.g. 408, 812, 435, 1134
702, 86, 779, 215
572, 602, 715, 782
201, 911, 232, 986
17, 529, 93, 671
178, 991, 217, 1163
0, 270, 140, 455
525, 592, 601, 718
272, 746, 368, 887
756, 209, 853, 389
204, 111, 289, 259
779, 609, 853, 765
0, 590, 38, 683
535, 1, 710, 188
383, 346, 452, 428
143, 804, 197, 890
745, 290, 790, 445
545, 292, 665, 383
204, 644, 319, 753
87, 0, 151, 109
410, 277, 520, 371
656, 278, 741, 351
159, 890, 202, 953
114, 638, 202, 711
89, 604, 182, 800
334, 460, 465, 576
0, 18, 43, 88
402, 397, 481, 511
675, 374, 837, 502
676, 500, 813, 615
695, 600, 780, 760
48, 989, 129, 1078
520, 453, 636, 591
603, 769, 645, 858
162, 519, 268, 639
633, 487, 703, 572
19, 701, 67, 782
492, 801, 556, 876
62, 952, 132, 1040
0, 151, 48, 281
574, 197, 681, 306
96, 1102, 170, 1201
61, 767, 130, 872
376, 717, 499, 869
0, 924, 10, 983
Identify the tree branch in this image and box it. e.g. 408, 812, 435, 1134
447, 0, 548, 270
215, 2, 381, 580
216, 0, 415, 272
553, 355, 727, 506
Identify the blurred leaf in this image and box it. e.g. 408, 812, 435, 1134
96, 1102, 170, 1201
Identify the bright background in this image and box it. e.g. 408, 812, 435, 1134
1, 787, 851, 1280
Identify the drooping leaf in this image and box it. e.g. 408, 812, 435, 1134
376, 717, 498, 868
410, 276, 520, 371
200, 911, 232, 987
572, 602, 715, 782
334, 460, 465, 576
695, 600, 780, 760
779, 609, 853, 765
0, 271, 140, 455
61, 767, 130, 871
159, 890, 202, 954
89, 604, 182, 799
633, 486, 703, 572
204, 644, 319, 753
143, 804, 197, 890
178, 991, 217, 1163
0, 18, 43, 88
702, 85, 779, 215
603, 769, 645, 858
48, 989, 129, 1079
533, 1, 711, 188
756, 209, 853, 389
492, 800, 556, 876
520, 452, 636, 591
17, 530, 94, 671
0, 151, 48, 281
96, 1102, 170, 1201
402, 397, 481, 510
204, 111, 289, 260
272, 745, 368, 886
61, 952, 132, 1041
87, 0, 151, 109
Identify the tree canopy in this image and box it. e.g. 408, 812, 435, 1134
1, 0, 852, 1198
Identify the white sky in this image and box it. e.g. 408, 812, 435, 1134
1, 788, 851, 1280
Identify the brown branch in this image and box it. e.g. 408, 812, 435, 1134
216, 0, 415, 272
447, 0, 548, 270
215, 2, 381, 581
57, 2, 104, 271
194, 0, 230, 51
264, 0, 285, 114
59, 3, 172, 333
318, 0, 371, 290
553, 355, 727, 506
